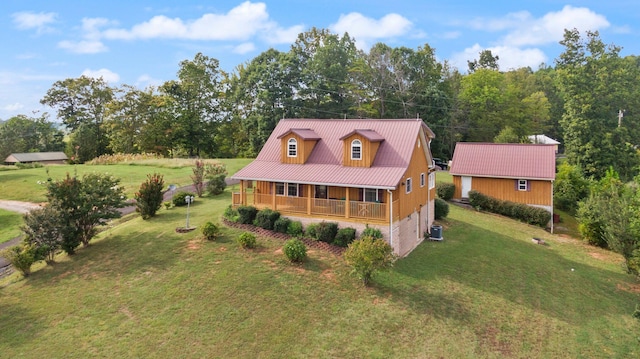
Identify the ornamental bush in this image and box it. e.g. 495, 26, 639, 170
283, 238, 307, 263
273, 216, 291, 234
172, 191, 196, 207
361, 224, 383, 239
202, 222, 221, 241
344, 236, 396, 286
2, 244, 38, 277
287, 221, 304, 237
237, 232, 257, 249
237, 205, 258, 224
436, 182, 455, 201
434, 198, 450, 219
223, 205, 240, 223
254, 209, 281, 230
468, 190, 551, 227
305, 223, 318, 239
333, 227, 356, 247
315, 221, 339, 243
135, 173, 165, 219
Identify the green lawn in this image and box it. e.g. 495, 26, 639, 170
1, 188, 639, 357
0, 158, 253, 203
0, 209, 23, 244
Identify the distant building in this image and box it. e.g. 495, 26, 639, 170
527, 134, 560, 153
4, 152, 68, 165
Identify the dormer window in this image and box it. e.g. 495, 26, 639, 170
351, 139, 362, 160
288, 138, 297, 157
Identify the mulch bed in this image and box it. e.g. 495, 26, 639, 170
222, 219, 345, 256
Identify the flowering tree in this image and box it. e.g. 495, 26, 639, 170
135, 173, 165, 219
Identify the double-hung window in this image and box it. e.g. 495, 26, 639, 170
351, 139, 362, 160
288, 138, 297, 157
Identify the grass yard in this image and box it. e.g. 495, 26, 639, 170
1, 188, 639, 357
0, 158, 253, 203
0, 209, 23, 244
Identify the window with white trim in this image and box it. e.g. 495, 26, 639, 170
287, 138, 297, 157
351, 139, 362, 160
405, 178, 412, 194
517, 179, 528, 191
420, 173, 425, 187
364, 188, 379, 202
429, 172, 435, 189
275, 182, 285, 195
287, 183, 299, 197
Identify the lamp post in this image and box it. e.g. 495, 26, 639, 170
185, 195, 195, 228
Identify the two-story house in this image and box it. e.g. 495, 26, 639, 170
231, 118, 438, 257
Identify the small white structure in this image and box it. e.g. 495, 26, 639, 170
527, 135, 560, 153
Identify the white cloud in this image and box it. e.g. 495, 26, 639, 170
1, 103, 24, 112
451, 44, 547, 72
233, 42, 256, 54
102, 1, 296, 42
58, 40, 108, 54
503, 6, 609, 46
330, 12, 412, 49
12, 11, 57, 33
264, 25, 306, 44
81, 68, 120, 83
135, 74, 162, 88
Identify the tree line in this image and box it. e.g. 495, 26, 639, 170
3, 27, 640, 181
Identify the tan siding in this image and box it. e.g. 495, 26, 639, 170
397, 136, 431, 219
453, 176, 462, 199
328, 187, 346, 200
471, 177, 552, 205
280, 134, 317, 164
342, 134, 380, 167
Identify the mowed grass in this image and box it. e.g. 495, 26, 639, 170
0, 158, 253, 203
0, 209, 23, 244
1, 189, 639, 357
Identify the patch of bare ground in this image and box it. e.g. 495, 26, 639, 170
321, 269, 336, 282
477, 325, 513, 358
617, 282, 640, 294
186, 239, 201, 250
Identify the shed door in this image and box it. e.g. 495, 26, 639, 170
461, 176, 472, 198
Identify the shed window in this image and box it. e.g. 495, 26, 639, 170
288, 138, 297, 157
351, 139, 362, 160
517, 179, 529, 191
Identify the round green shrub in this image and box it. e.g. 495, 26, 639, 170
333, 227, 356, 247
202, 221, 220, 241
315, 221, 338, 243
273, 217, 291, 234
237, 232, 257, 249
287, 221, 304, 237
283, 238, 307, 263
253, 209, 280, 230
237, 205, 258, 224
434, 198, 450, 219
172, 191, 196, 207
436, 182, 456, 201
223, 205, 239, 222
305, 223, 318, 239
361, 225, 383, 239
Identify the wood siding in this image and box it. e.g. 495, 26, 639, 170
396, 136, 432, 219
453, 175, 552, 206
341, 134, 379, 167
280, 133, 317, 164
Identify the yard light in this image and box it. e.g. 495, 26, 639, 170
185, 195, 195, 229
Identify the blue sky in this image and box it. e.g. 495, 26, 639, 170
1, 0, 639, 120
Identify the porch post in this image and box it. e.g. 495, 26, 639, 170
240, 180, 246, 206
307, 185, 312, 215
272, 182, 277, 210
385, 190, 390, 222
345, 187, 350, 219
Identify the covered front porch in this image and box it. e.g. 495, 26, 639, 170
232, 180, 399, 224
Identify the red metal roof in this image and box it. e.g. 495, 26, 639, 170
232, 119, 434, 189
277, 128, 321, 140
449, 143, 556, 180
339, 129, 384, 142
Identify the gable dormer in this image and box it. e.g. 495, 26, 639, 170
277, 128, 320, 164
339, 129, 384, 167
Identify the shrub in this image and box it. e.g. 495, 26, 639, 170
206, 174, 227, 196
15, 162, 43, 169
283, 238, 307, 263
287, 221, 304, 237
315, 221, 339, 243
305, 223, 318, 239
434, 198, 450, 219
2, 244, 37, 277
333, 227, 356, 247
202, 222, 221, 241
343, 236, 396, 286
576, 197, 607, 248
361, 224, 383, 239
191, 160, 206, 197
468, 190, 551, 227
172, 191, 196, 207
21, 206, 64, 264
223, 205, 240, 223
436, 182, 455, 201
273, 217, 291, 234
554, 163, 589, 213
237, 232, 256, 249
237, 206, 258, 224
254, 209, 281, 230
135, 173, 165, 219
